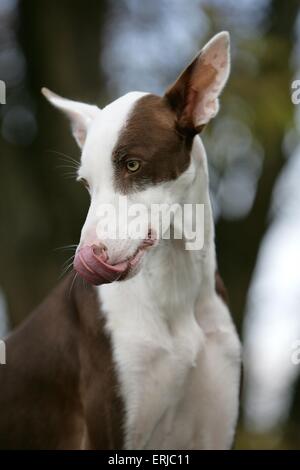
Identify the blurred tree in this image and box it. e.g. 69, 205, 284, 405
287, 377, 300, 447
0, 0, 108, 325
215, 0, 299, 333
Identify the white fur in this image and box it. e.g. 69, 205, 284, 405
99, 137, 241, 450
78, 91, 151, 263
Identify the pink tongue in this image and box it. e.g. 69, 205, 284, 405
74, 245, 129, 285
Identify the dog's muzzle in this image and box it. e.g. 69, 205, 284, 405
74, 233, 156, 285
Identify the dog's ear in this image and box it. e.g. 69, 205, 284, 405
165, 31, 230, 134
41, 88, 100, 148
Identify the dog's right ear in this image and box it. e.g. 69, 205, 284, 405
165, 32, 230, 134
41, 88, 100, 148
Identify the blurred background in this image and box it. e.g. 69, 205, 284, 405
0, 0, 300, 449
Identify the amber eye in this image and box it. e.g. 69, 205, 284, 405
79, 178, 89, 190
126, 160, 141, 173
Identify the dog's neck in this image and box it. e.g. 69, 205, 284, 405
99, 136, 216, 324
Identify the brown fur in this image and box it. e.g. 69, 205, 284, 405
112, 94, 194, 193
0, 273, 123, 450
0, 270, 229, 449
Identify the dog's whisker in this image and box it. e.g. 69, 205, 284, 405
62, 172, 79, 180
46, 149, 79, 165
54, 244, 78, 252
58, 154, 79, 162
69, 272, 78, 297
56, 164, 80, 171
62, 254, 75, 269
60, 258, 75, 279
59, 266, 73, 280
60, 161, 80, 171
60, 264, 73, 278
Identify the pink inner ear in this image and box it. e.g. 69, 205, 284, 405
166, 33, 230, 131
178, 57, 219, 129
194, 98, 219, 126
182, 56, 228, 128
72, 123, 87, 147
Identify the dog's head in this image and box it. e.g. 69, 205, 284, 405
43, 32, 230, 285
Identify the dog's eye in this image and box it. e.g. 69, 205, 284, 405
79, 178, 89, 190
126, 160, 141, 173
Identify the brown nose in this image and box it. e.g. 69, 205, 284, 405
91, 243, 108, 261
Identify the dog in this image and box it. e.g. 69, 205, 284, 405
0, 32, 241, 449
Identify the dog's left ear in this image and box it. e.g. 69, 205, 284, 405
165, 31, 230, 134
41, 88, 100, 148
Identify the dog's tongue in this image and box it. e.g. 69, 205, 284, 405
74, 245, 129, 285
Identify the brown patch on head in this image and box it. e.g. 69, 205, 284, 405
112, 94, 194, 194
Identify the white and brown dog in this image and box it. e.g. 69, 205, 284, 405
0, 32, 241, 449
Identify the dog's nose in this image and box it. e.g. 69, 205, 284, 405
92, 242, 107, 255
91, 243, 108, 261
74, 243, 129, 285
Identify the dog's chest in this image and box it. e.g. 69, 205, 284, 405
103, 302, 204, 449
98, 260, 205, 449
